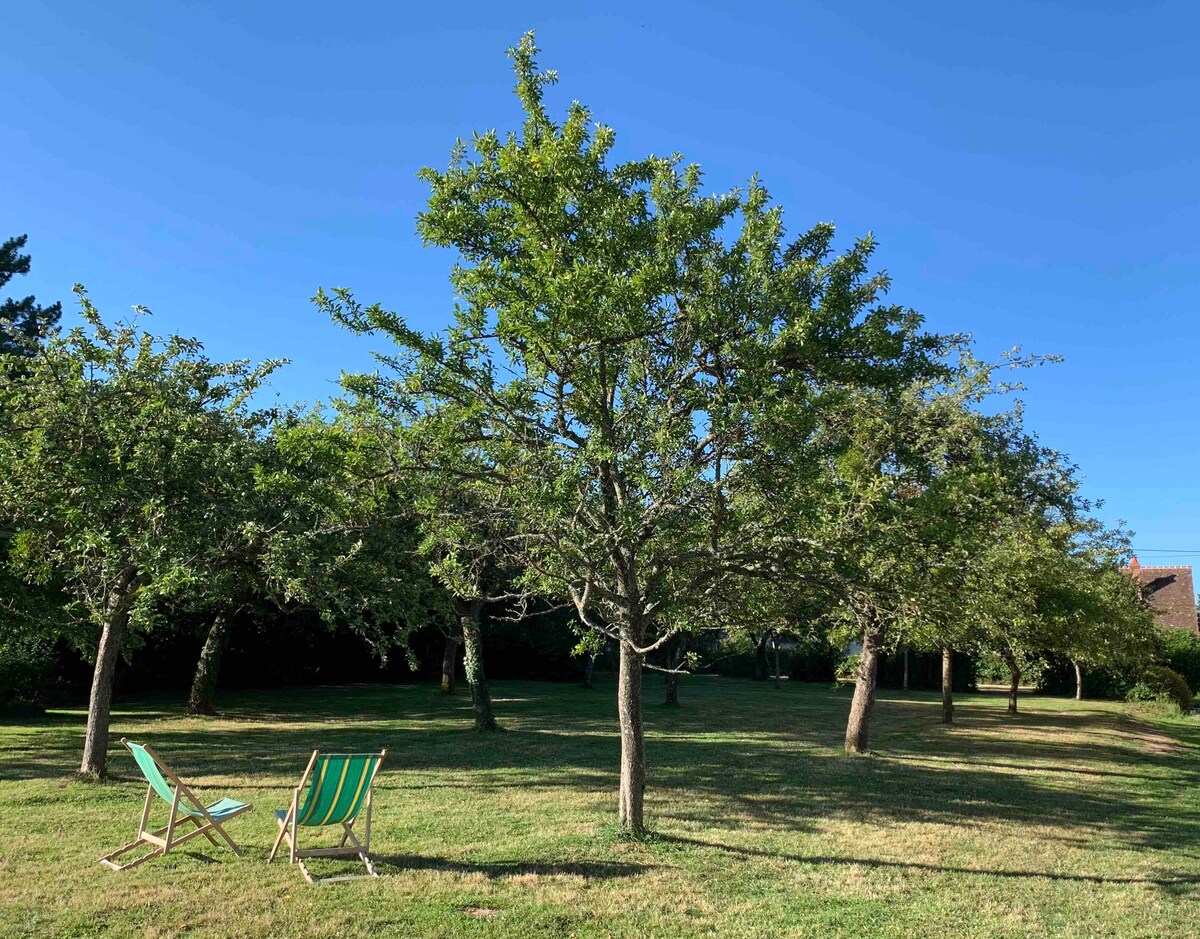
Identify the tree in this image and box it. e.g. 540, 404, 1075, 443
322, 34, 946, 831
966, 516, 1156, 713
0, 289, 281, 777
0, 234, 62, 356
183, 411, 440, 716
0, 234, 65, 705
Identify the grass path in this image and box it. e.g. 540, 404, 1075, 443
2, 677, 1198, 937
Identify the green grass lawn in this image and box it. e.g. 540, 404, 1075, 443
2, 677, 1199, 938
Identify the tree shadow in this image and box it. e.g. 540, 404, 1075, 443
377, 853, 649, 880
661, 834, 1200, 889
6, 677, 1200, 883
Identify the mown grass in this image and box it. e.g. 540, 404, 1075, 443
2, 676, 1199, 938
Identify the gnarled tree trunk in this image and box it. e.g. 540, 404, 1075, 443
80, 582, 138, 779
617, 638, 646, 832
186, 613, 229, 716
941, 647, 954, 724
1073, 659, 1083, 701
441, 632, 459, 694
845, 619, 883, 754
458, 599, 497, 732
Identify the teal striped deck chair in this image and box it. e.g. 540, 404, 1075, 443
269, 749, 386, 883
99, 739, 252, 871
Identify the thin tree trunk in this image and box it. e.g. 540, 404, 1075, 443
440, 632, 459, 694
80, 587, 136, 779
753, 633, 769, 681
664, 634, 687, 706
845, 622, 883, 754
617, 639, 646, 832
583, 654, 596, 689
941, 647, 954, 724
772, 632, 782, 689
902, 647, 910, 692
458, 600, 497, 732
186, 613, 229, 716
1073, 659, 1083, 701
664, 669, 680, 706
1002, 648, 1020, 715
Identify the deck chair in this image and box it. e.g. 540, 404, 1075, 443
269, 749, 386, 884
99, 738, 252, 871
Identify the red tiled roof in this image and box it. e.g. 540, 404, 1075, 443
1129, 562, 1197, 633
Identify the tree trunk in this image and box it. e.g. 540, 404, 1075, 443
186, 613, 229, 716
844, 622, 883, 754
664, 669, 680, 706
458, 600, 497, 732
941, 647, 954, 724
617, 639, 647, 832
753, 633, 769, 681
583, 654, 596, 689
440, 633, 459, 694
772, 633, 782, 689
664, 634, 687, 706
80, 590, 135, 779
1073, 659, 1083, 701
1001, 649, 1020, 715
902, 647, 910, 692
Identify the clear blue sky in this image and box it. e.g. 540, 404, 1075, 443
4, 1, 1198, 570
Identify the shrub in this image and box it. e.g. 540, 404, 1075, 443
1159, 629, 1200, 693
1126, 664, 1193, 712
0, 630, 55, 710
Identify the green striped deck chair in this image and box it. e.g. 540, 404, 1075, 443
99, 739, 252, 871
269, 749, 386, 883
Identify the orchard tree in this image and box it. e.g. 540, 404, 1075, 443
756, 354, 1054, 751
183, 412, 442, 716
967, 516, 1156, 712
0, 289, 281, 777
321, 34, 946, 831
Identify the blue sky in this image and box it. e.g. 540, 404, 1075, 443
4, 1, 1198, 569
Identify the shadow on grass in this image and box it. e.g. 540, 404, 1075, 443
6, 678, 1200, 876
378, 854, 649, 880
662, 834, 1200, 888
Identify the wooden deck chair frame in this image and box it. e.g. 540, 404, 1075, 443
269, 749, 386, 884
99, 738, 252, 871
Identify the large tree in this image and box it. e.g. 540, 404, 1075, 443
0, 289, 280, 777
321, 34, 945, 831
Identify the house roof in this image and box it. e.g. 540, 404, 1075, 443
1128, 558, 1197, 633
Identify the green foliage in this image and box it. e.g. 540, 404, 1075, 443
0, 629, 55, 709
836, 652, 861, 683
0, 287, 283, 636
1126, 664, 1193, 712
0, 233, 61, 357
1159, 628, 1200, 693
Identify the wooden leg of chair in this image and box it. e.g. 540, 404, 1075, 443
296, 857, 315, 884
189, 815, 221, 847
207, 819, 242, 856
99, 837, 164, 871
342, 826, 379, 878
268, 817, 289, 863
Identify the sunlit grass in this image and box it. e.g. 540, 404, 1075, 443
2, 676, 1198, 937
